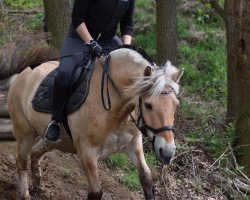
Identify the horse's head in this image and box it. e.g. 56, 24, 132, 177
130, 61, 183, 164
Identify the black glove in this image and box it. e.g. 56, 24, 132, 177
87, 40, 103, 57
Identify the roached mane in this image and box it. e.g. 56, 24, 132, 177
126, 61, 180, 99
112, 44, 155, 66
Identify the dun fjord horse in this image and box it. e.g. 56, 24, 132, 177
7, 47, 183, 200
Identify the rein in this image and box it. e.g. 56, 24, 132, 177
100, 56, 175, 141
100, 55, 137, 123
101, 55, 121, 110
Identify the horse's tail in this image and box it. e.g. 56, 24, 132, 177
0, 33, 60, 80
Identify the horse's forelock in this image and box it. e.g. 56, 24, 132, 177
126, 63, 180, 99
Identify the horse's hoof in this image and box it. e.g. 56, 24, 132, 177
30, 184, 46, 194
21, 194, 31, 200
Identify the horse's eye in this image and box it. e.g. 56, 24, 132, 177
144, 102, 153, 110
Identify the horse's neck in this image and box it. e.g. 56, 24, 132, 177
110, 56, 145, 100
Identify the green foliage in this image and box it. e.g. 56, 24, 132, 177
27, 13, 43, 31
134, 27, 156, 57
121, 169, 140, 190
60, 167, 74, 179
179, 14, 226, 102
0, 28, 4, 46
180, 99, 236, 160
195, 8, 209, 24
104, 153, 140, 189
134, 0, 156, 57
5, 0, 43, 9
105, 153, 128, 169
104, 152, 156, 190
145, 151, 157, 167
203, 123, 235, 158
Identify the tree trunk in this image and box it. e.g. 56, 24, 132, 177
0, 118, 14, 140
0, 92, 9, 117
224, 0, 241, 122
156, 0, 178, 66
235, 0, 250, 176
43, 0, 72, 49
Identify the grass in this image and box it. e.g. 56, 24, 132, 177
178, 98, 236, 161
134, 0, 156, 57
104, 152, 157, 190
60, 167, 74, 179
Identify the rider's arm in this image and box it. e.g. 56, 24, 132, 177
72, 0, 93, 43
76, 22, 93, 44
122, 35, 132, 45
120, 0, 135, 45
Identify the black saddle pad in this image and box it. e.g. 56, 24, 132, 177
32, 61, 95, 114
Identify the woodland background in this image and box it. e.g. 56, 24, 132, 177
0, 0, 250, 199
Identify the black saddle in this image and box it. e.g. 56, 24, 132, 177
32, 59, 95, 114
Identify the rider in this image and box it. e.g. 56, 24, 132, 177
44, 0, 135, 142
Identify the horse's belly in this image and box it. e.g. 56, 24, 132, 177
98, 132, 133, 159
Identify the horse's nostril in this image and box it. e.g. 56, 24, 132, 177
159, 148, 163, 158
159, 147, 172, 164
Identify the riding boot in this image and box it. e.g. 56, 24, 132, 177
44, 77, 68, 142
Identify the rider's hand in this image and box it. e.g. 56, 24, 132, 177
87, 40, 103, 57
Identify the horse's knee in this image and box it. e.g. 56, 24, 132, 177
87, 190, 103, 200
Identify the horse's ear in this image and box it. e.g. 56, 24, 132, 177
144, 66, 153, 76
172, 69, 184, 83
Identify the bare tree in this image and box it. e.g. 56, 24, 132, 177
202, 0, 250, 176
156, 0, 178, 65
201, 0, 240, 121
234, 0, 250, 176
43, 0, 72, 49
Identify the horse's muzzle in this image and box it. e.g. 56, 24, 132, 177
159, 147, 174, 164
154, 136, 176, 164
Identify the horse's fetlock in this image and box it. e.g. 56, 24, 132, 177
16, 159, 27, 169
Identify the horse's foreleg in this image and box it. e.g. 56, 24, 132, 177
30, 139, 52, 190
78, 148, 103, 200
124, 135, 155, 200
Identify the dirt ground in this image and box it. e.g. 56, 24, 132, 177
0, 141, 144, 200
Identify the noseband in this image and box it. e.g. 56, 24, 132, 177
136, 93, 175, 139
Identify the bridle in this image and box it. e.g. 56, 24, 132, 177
136, 93, 175, 142
100, 55, 175, 142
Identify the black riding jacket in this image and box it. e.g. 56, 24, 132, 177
72, 0, 135, 41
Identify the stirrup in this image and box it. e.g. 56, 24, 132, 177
43, 121, 61, 144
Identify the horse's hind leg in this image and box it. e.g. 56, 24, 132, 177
30, 139, 53, 190
123, 135, 155, 200
15, 127, 36, 200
